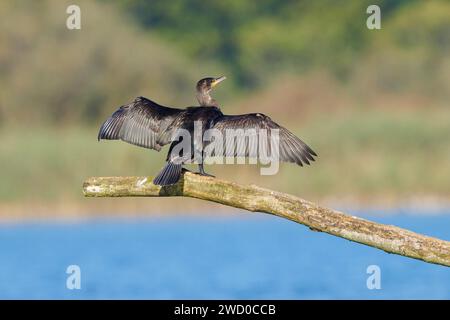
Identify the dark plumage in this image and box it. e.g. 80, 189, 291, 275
98, 76, 317, 185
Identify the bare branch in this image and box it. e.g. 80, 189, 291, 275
83, 172, 450, 267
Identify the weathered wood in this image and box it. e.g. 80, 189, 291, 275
83, 172, 450, 267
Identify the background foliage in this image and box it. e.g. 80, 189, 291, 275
0, 0, 449, 213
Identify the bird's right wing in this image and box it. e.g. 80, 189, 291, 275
98, 96, 184, 151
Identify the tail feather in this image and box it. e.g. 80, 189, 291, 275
153, 162, 183, 186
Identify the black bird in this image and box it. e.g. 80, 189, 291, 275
98, 76, 317, 186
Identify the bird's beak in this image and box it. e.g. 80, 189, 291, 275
211, 76, 226, 88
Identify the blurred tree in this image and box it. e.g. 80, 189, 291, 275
0, 0, 447, 126
112, 0, 423, 86
0, 0, 199, 125
352, 0, 450, 104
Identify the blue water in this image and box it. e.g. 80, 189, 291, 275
0, 212, 449, 299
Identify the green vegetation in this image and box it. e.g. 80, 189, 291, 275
114, 0, 448, 88
0, 0, 449, 212
1, 108, 449, 206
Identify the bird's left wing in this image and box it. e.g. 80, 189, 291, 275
210, 113, 317, 166
98, 96, 184, 151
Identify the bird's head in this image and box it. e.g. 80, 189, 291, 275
196, 76, 226, 94
196, 76, 226, 106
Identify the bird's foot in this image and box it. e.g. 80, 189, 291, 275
198, 172, 215, 178
197, 164, 214, 178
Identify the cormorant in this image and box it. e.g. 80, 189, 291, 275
98, 76, 317, 186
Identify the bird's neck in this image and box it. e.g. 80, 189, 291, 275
196, 92, 218, 107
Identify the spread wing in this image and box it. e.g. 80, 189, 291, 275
98, 96, 184, 151
210, 113, 317, 166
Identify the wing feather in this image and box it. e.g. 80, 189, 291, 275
98, 96, 183, 151
211, 113, 317, 166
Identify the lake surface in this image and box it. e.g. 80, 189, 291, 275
0, 210, 449, 299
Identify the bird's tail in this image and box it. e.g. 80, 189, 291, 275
153, 161, 183, 186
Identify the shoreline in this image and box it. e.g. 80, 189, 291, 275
1, 195, 449, 223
